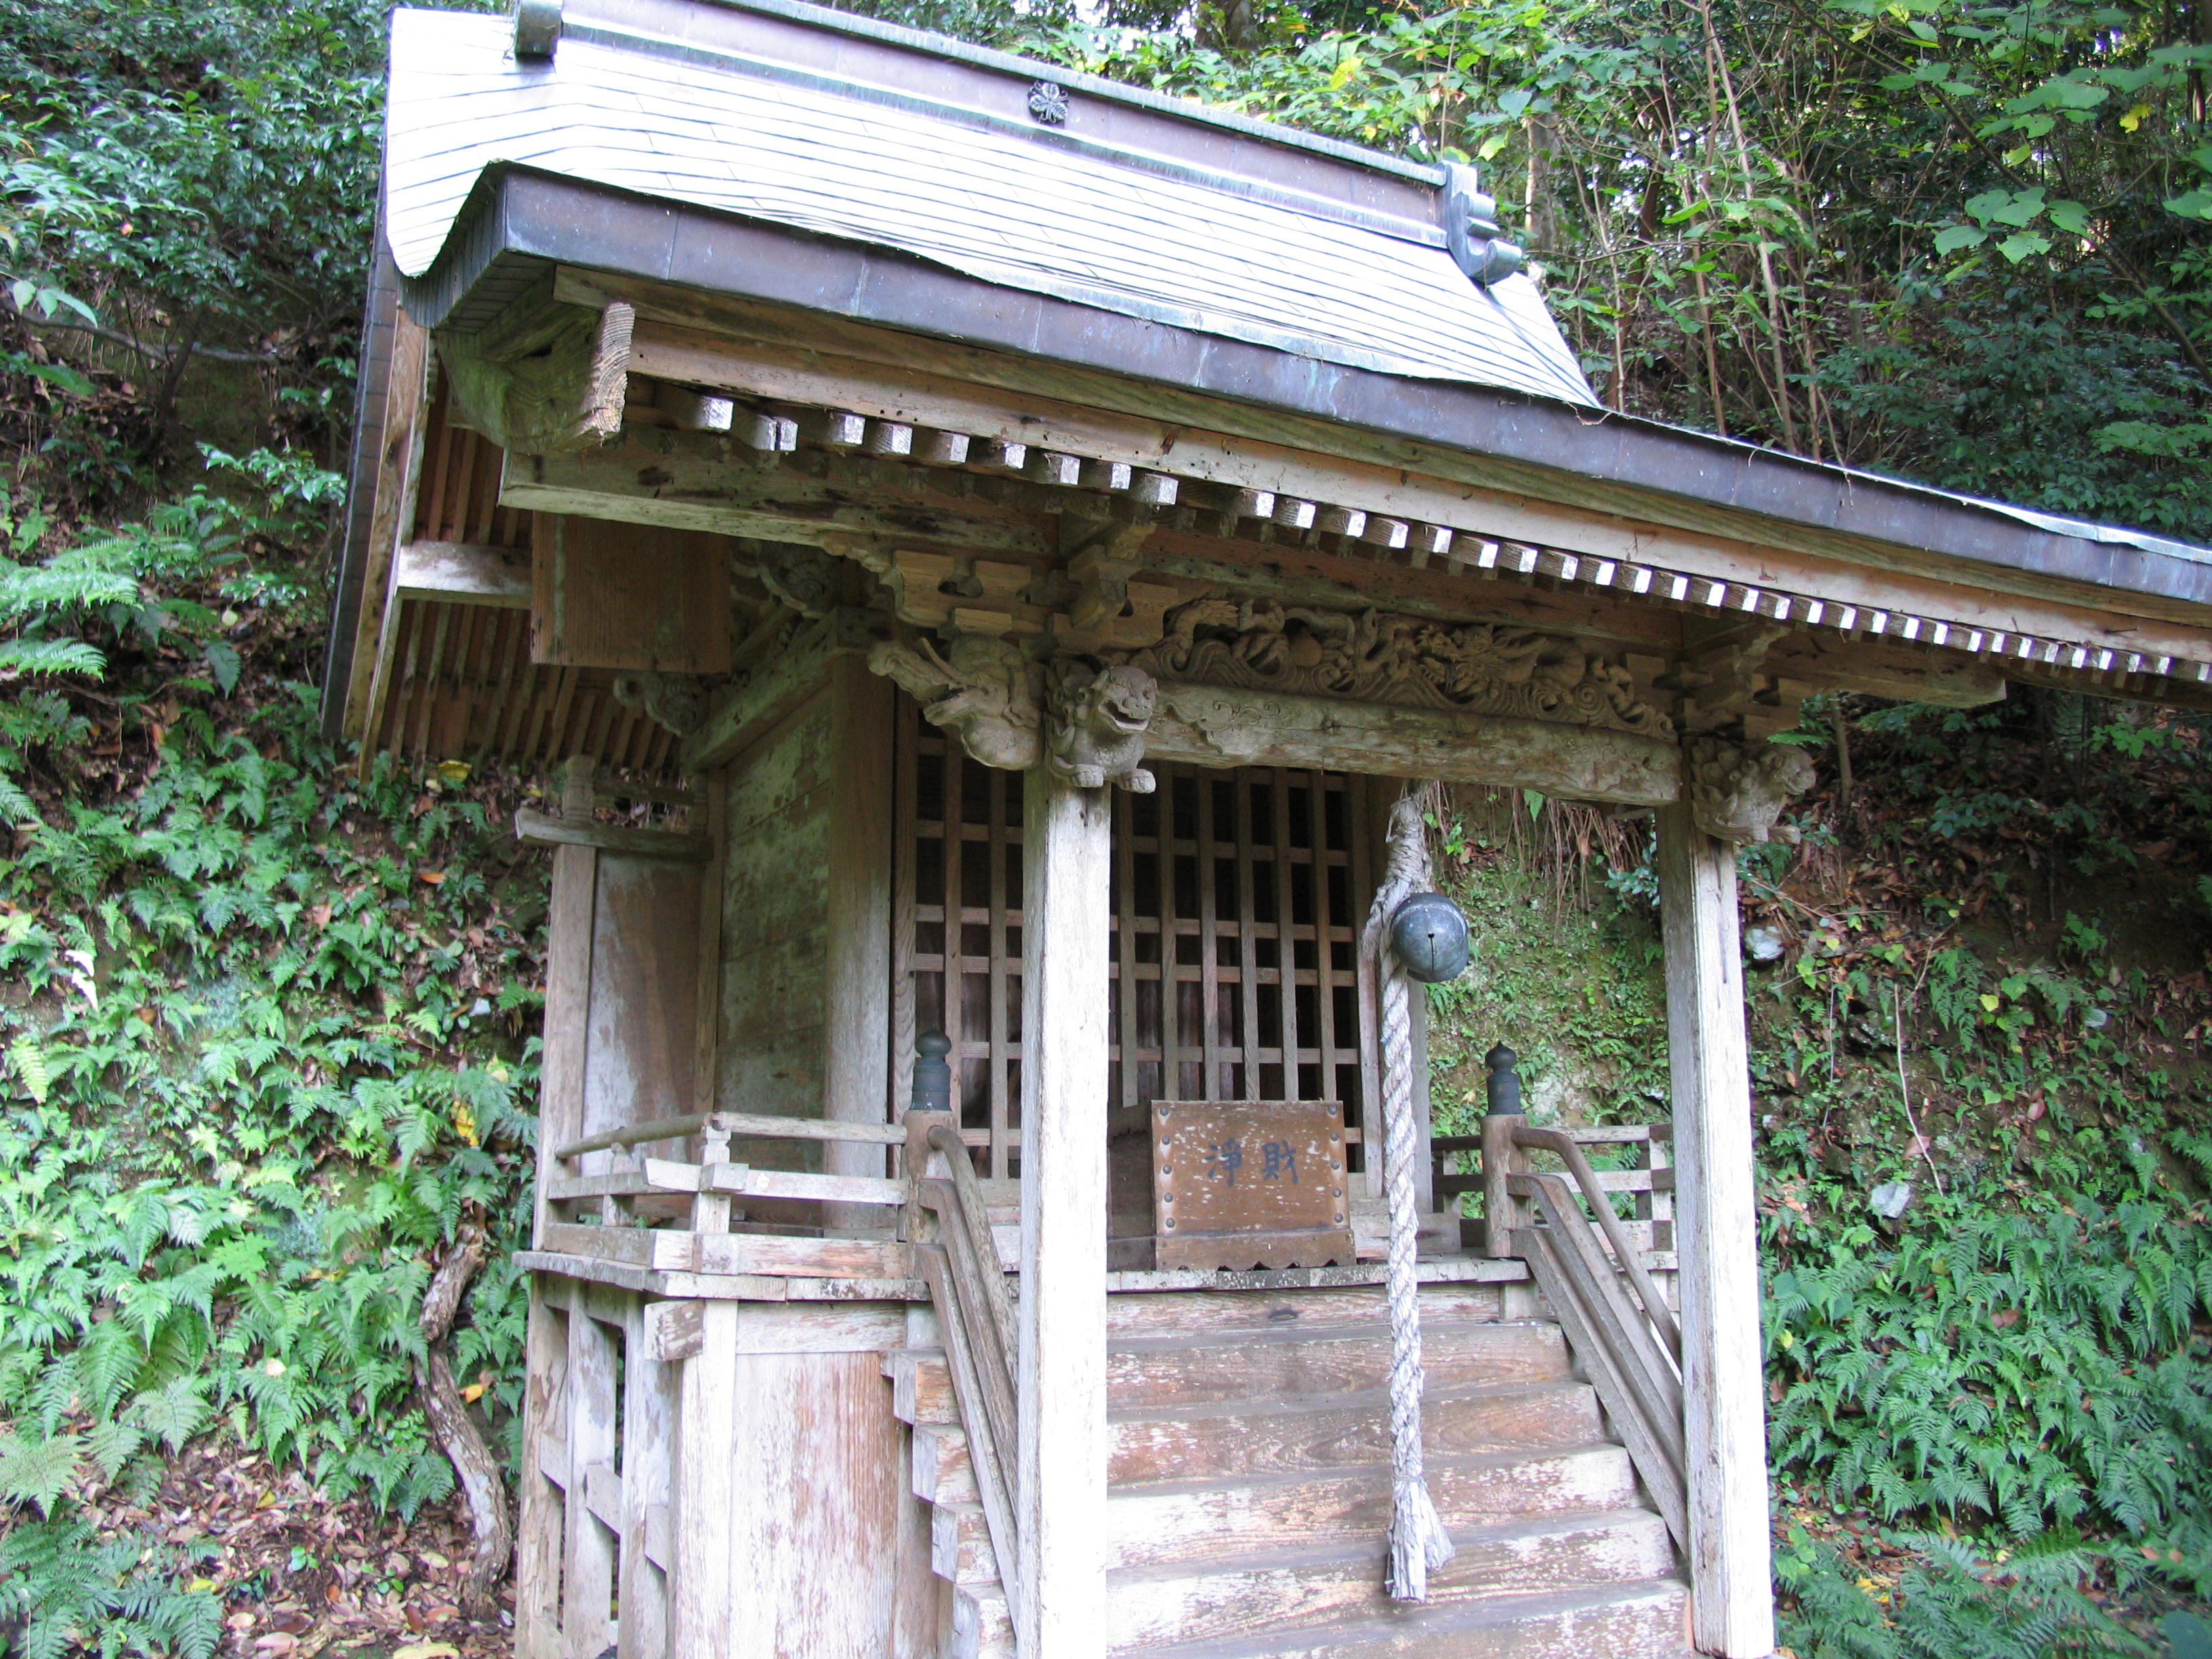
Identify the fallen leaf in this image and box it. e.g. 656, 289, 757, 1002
1992, 1308, 2020, 1329
417, 869, 445, 886
392, 1643, 460, 1659
254, 1637, 298, 1655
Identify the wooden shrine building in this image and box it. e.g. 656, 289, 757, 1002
325, 3, 2212, 1654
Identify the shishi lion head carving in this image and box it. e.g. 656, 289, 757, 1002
1689, 739, 1818, 844
1048, 660, 1158, 793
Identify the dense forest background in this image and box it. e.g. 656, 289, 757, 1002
0, 0, 2207, 1655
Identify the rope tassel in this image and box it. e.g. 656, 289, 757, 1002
1361, 790, 1456, 1602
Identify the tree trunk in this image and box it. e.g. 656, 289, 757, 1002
416, 1222, 514, 1614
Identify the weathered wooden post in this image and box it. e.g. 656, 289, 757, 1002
1656, 802, 1775, 1657
1016, 769, 1111, 1658
1479, 1043, 1523, 1258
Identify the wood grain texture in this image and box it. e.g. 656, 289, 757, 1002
717, 693, 832, 1145
824, 657, 897, 1225
1656, 800, 1776, 1657
722, 1350, 912, 1658
1107, 1318, 1569, 1412
345, 308, 432, 745
531, 512, 733, 672
533, 796, 598, 1242
1016, 771, 1113, 1658
396, 538, 533, 607
1108, 1376, 1605, 1485
583, 855, 702, 1155
670, 1302, 738, 1659
618, 1294, 675, 1659
513, 1282, 567, 1659
502, 434, 1053, 558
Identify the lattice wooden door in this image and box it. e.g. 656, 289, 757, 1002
890, 701, 1382, 1218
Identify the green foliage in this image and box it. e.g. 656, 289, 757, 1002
0, 449, 545, 1653
1776, 1528, 2149, 1658
0, 1517, 219, 1659
1767, 1206, 2212, 1558
1017, 0, 2212, 532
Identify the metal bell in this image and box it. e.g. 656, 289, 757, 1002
1388, 890, 1470, 983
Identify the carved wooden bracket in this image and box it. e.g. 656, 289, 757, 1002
867, 636, 1042, 771
742, 541, 842, 619
866, 636, 1160, 790
1686, 737, 1817, 843
611, 671, 710, 737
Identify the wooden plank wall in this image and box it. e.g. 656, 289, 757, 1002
716, 683, 835, 1164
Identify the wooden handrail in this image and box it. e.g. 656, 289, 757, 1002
553, 1110, 905, 1162
1510, 1126, 1683, 1361
1512, 1175, 1689, 1553
906, 1115, 1026, 1641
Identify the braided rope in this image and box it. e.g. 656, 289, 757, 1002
1360, 790, 1456, 1601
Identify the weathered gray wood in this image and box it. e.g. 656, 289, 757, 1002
499, 434, 1051, 557
517, 806, 710, 861
680, 611, 874, 773
670, 1302, 739, 1659
343, 308, 432, 746
533, 761, 599, 1239
1017, 770, 1112, 1658
618, 1294, 674, 1659
571, 270, 2212, 665
562, 1305, 619, 1654
1656, 800, 1775, 1657
394, 538, 533, 607
1145, 684, 1679, 806
514, 1279, 567, 1659
824, 655, 896, 1226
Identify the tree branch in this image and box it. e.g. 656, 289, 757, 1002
415, 1221, 514, 1615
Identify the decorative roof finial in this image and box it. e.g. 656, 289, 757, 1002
1443, 163, 1525, 287
514, 0, 560, 60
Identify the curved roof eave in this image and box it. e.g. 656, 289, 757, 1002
401, 166, 2212, 615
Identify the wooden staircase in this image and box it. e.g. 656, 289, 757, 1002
889, 1279, 1693, 1658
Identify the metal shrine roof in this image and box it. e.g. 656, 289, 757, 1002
382, 0, 1596, 407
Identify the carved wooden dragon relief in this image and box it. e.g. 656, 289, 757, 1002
1117, 600, 1673, 739
868, 636, 1044, 771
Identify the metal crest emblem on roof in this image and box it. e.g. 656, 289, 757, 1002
1027, 81, 1069, 125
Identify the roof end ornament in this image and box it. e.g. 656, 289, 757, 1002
514, 0, 561, 60
1442, 163, 1525, 287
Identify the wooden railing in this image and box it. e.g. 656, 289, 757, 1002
1438, 1111, 1689, 1553
905, 1109, 1027, 1637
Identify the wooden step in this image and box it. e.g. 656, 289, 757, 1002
1108, 1508, 1677, 1652
931, 1501, 1000, 1586
884, 1349, 957, 1425
1111, 1378, 1603, 1485
1126, 1576, 1692, 1659
912, 1421, 980, 1505
1109, 1320, 1570, 1410
1107, 1445, 1641, 1568
951, 1584, 1015, 1659
1107, 1284, 1506, 1339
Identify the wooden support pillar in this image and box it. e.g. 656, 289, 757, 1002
1015, 770, 1111, 1659
825, 657, 895, 1221
670, 1302, 739, 1659
1656, 802, 1775, 1657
